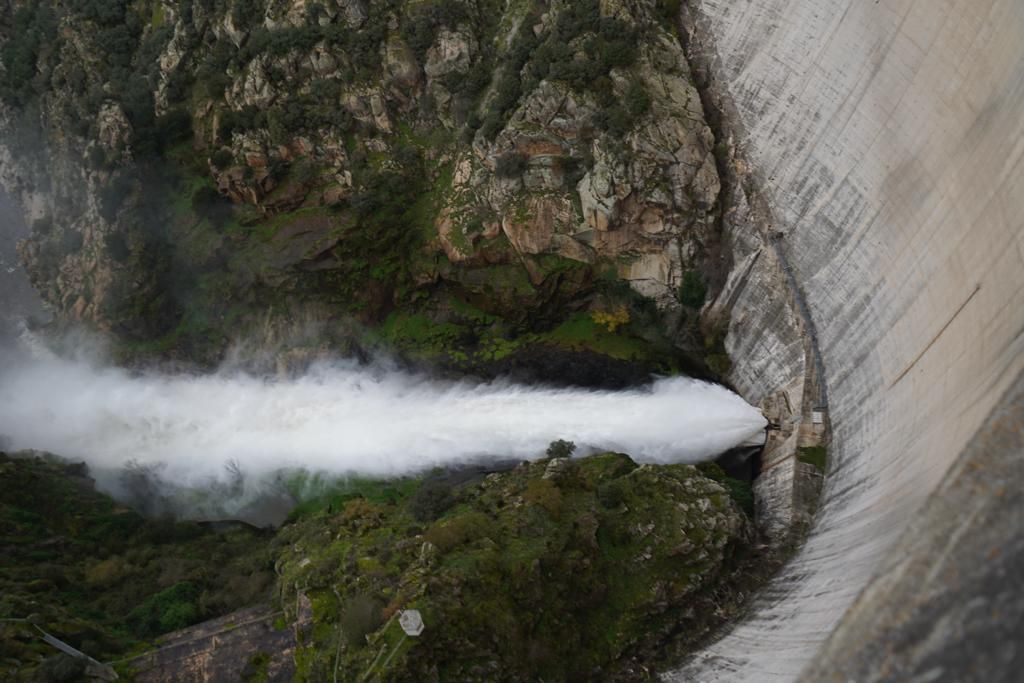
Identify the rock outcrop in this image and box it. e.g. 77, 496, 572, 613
0, 0, 723, 366
272, 453, 751, 681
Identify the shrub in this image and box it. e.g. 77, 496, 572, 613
524, 479, 563, 517
425, 511, 493, 552
231, 0, 262, 30
104, 231, 131, 262
479, 112, 503, 140
160, 599, 199, 632
560, 155, 588, 189
657, 0, 683, 27
494, 151, 528, 178
85, 555, 131, 587
191, 186, 232, 226
479, 17, 543, 140
127, 581, 201, 637
218, 106, 265, 140
626, 81, 652, 119
340, 497, 383, 527
597, 480, 625, 508
408, 480, 455, 522
724, 478, 754, 516
99, 173, 136, 222
210, 148, 234, 170
679, 270, 707, 308
0, 1, 58, 105
591, 305, 629, 332
292, 158, 320, 185
191, 185, 222, 212
198, 68, 232, 100
603, 105, 632, 138
553, 0, 600, 42
35, 655, 86, 683
155, 109, 193, 145
401, 0, 471, 60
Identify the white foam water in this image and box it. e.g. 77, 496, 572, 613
0, 352, 765, 487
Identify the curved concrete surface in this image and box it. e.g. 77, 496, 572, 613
668, 0, 1024, 680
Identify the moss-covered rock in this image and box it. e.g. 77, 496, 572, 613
272, 453, 750, 681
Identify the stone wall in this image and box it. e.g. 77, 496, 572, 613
667, 0, 1024, 680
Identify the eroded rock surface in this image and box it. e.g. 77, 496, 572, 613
0, 0, 722, 366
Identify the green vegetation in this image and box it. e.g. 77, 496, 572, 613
273, 452, 750, 680
546, 439, 577, 459
702, 323, 732, 377
0, 452, 756, 680
2, 0, 693, 373
495, 150, 529, 177
282, 471, 422, 522
798, 446, 828, 472
679, 269, 708, 308
656, 0, 683, 29
481, 0, 643, 139
544, 312, 655, 360
242, 650, 271, 683
0, 453, 274, 678
401, 0, 472, 60
480, 11, 543, 139
377, 301, 678, 373
0, 1, 58, 106
697, 462, 755, 517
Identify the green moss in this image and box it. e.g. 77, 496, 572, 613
798, 446, 828, 472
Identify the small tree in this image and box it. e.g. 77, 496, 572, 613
679, 270, 707, 308
495, 151, 528, 178
210, 148, 234, 170
546, 439, 576, 459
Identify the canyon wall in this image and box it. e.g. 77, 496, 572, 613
670, 0, 1024, 680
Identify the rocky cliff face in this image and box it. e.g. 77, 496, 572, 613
0, 0, 723, 369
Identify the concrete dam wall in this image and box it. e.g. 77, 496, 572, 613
670, 0, 1024, 681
